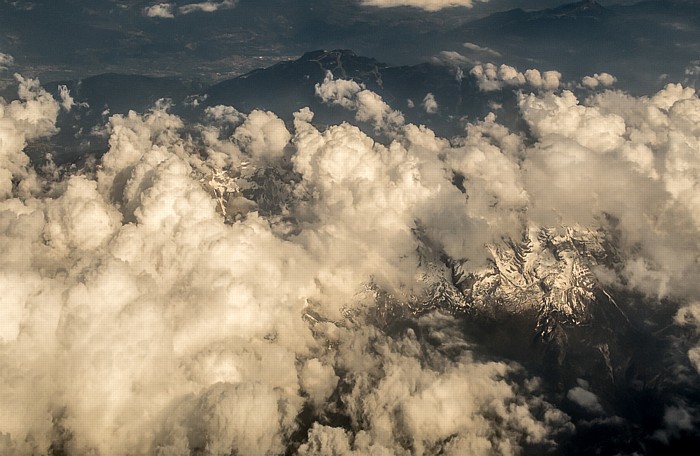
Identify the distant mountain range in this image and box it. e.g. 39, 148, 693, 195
33, 48, 521, 164
449, 0, 700, 92
1, 0, 698, 93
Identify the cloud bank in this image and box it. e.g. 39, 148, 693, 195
471, 63, 562, 91
0, 75, 567, 456
2, 67, 700, 454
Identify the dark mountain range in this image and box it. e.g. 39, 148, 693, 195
205, 50, 387, 114
57, 73, 203, 114
36, 49, 520, 163
2, 0, 698, 94
204, 49, 506, 132
446, 0, 700, 92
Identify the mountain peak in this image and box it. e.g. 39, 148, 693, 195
551, 0, 608, 16
300, 49, 358, 61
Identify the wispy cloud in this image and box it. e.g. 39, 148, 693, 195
143, 0, 237, 19
360, 0, 488, 12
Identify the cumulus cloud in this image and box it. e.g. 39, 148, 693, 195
360, 0, 487, 11
0, 95, 315, 454
0, 75, 574, 455
664, 406, 694, 431
471, 63, 561, 92
654, 405, 696, 443
581, 72, 617, 89
5, 67, 700, 454
143, 2, 175, 18
567, 380, 604, 414
519, 90, 626, 153
233, 110, 291, 162
524, 68, 562, 91
204, 104, 243, 124
57, 85, 75, 111
315, 71, 404, 131
423, 93, 439, 114
516, 85, 700, 373
0, 74, 59, 198
470, 64, 615, 94
0, 52, 14, 71
298, 316, 571, 456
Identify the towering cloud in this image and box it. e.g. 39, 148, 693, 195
232, 110, 291, 163
0, 75, 59, 198
0, 75, 570, 455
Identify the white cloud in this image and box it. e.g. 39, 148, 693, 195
233, 110, 291, 162
315, 71, 404, 131
581, 72, 617, 89
567, 384, 604, 414
360, 0, 487, 12
179, 0, 237, 15
5, 69, 700, 454
471, 63, 561, 92
143, 2, 175, 18
519, 90, 626, 153
57, 85, 75, 111
432, 50, 474, 67
300, 358, 339, 408
463, 41, 501, 57
0, 74, 59, 198
423, 93, 439, 114
299, 318, 571, 456
0, 52, 14, 71
205, 104, 243, 124
525, 69, 562, 91
0, 76, 569, 454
